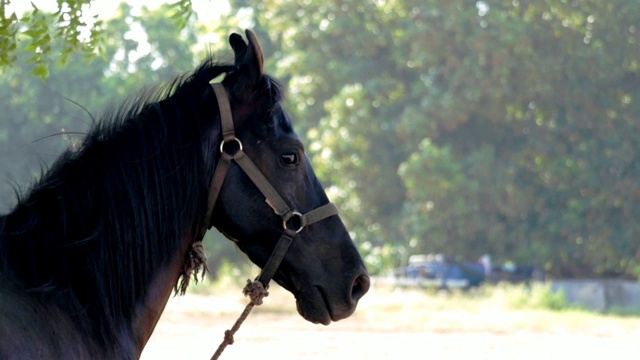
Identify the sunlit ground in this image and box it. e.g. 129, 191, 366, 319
142, 280, 640, 360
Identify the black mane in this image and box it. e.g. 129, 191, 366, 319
0, 58, 234, 346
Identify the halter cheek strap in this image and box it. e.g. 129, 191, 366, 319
206, 83, 340, 359
205, 82, 339, 287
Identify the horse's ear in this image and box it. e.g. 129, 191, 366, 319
244, 29, 264, 78
228, 29, 264, 84
229, 33, 247, 64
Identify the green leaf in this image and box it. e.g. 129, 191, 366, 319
31, 63, 49, 79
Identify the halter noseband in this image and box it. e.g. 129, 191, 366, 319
205, 82, 339, 287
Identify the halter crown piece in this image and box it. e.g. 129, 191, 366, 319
207, 83, 339, 360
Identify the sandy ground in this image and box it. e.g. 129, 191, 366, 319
141, 286, 640, 360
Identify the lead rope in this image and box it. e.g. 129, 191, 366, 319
210, 230, 297, 360
210, 228, 298, 360
206, 84, 339, 359
210, 280, 268, 360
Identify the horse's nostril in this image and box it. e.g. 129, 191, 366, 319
351, 273, 371, 302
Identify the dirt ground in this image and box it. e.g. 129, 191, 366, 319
141, 285, 640, 360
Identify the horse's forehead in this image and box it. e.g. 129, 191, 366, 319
275, 107, 295, 135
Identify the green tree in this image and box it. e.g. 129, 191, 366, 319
0, 0, 194, 78
5, 0, 639, 279
224, 0, 640, 278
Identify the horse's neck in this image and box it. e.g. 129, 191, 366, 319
0, 84, 218, 354
1, 196, 198, 357
0, 276, 100, 358
130, 234, 194, 355
0, 165, 203, 356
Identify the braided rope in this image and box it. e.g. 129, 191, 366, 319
210, 280, 269, 360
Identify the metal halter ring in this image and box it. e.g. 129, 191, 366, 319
219, 138, 243, 155
283, 211, 304, 234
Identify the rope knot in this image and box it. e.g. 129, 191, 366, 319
210, 281, 269, 360
177, 241, 209, 295
223, 330, 234, 345
242, 279, 269, 305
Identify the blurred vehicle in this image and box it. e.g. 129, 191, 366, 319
392, 254, 543, 289
394, 254, 486, 289
487, 261, 544, 284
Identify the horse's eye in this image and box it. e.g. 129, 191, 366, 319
281, 152, 298, 166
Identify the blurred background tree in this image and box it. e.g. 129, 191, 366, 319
1, 0, 638, 279
0, 0, 194, 77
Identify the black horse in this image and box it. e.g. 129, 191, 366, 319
0, 30, 369, 359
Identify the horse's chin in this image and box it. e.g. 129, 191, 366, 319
295, 295, 332, 325
294, 284, 359, 325
274, 274, 358, 325
273, 277, 330, 324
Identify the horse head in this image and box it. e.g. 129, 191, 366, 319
209, 31, 370, 325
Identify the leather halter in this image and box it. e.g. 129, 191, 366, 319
205, 83, 339, 287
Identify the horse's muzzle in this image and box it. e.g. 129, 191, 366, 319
326, 270, 371, 322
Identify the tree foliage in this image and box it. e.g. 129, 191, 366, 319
0, 0, 194, 78
225, 0, 640, 278
2, 0, 639, 279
